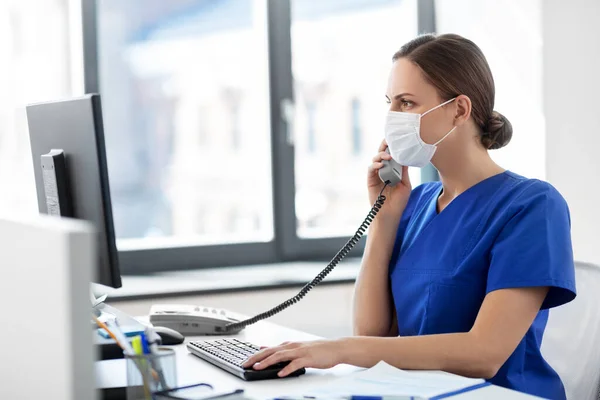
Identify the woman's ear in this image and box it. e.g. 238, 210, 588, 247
454, 95, 472, 126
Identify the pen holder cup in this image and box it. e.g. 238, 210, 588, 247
125, 347, 177, 400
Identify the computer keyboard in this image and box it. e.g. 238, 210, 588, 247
187, 339, 306, 381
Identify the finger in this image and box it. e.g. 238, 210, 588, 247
368, 162, 384, 172
401, 165, 411, 186
279, 341, 301, 349
253, 350, 297, 370
242, 346, 279, 368
372, 151, 392, 163
243, 349, 271, 367
367, 163, 384, 177
278, 358, 307, 377
378, 139, 388, 152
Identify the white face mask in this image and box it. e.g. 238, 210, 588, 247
384, 97, 457, 168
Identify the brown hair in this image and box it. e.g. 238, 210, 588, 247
393, 34, 512, 150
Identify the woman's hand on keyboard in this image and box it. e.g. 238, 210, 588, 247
242, 340, 346, 377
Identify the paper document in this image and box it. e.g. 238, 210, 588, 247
302, 361, 486, 399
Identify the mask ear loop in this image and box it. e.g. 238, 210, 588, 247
433, 126, 457, 146
421, 97, 457, 117
421, 97, 458, 146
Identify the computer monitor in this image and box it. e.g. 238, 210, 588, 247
26, 94, 122, 288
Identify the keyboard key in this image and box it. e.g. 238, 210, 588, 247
190, 340, 265, 366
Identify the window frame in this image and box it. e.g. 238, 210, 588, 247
417, 0, 440, 183
81, 0, 437, 274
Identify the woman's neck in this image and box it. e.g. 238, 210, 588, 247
434, 145, 505, 202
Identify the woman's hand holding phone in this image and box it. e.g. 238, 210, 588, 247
367, 139, 412, 224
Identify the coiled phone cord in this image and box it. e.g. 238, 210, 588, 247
222, 183, 389, 332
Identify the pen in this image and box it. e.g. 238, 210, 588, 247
140, 333, 150, 354
92, 315, 129, 353
144, 327, 161, 354
350, 396, 412, 400
273, 396, 342, 399
145, 326, 169, 390
105, 320, 135, 355
132, 335, 144, 355
273, 396, 413, 400
132, 335, 155, 398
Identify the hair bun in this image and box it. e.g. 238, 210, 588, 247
481, 111, 513, 150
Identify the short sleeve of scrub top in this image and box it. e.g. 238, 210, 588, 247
486, 180, 576, 308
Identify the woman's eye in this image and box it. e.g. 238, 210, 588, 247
401, 100, 414, 109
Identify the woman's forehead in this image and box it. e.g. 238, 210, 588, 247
387, 58, 435, 98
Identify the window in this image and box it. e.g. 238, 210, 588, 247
85, 0, 424, 272
436, 0, 544, 179
197, 105, 209, 146
306, 100, 317, 154
0, 0, 75, 217
95, 0, 274, 248
291, 0, 419, 239
350, 98, 362, 156
2, 1, 545, 275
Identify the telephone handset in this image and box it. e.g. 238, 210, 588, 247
378, 148, 403, 186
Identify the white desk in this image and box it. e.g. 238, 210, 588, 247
96, 320, 541, 399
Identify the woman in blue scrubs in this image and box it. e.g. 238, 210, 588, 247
243, 34, 576, 399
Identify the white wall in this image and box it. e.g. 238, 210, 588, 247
436, 0, 545, 180
543, 0, 600, 266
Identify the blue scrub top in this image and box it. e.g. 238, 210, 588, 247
389, 171, 576, 400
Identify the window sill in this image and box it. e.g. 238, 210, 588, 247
96, 259, 362, 301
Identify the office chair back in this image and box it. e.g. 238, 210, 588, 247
541, 261, 600, 400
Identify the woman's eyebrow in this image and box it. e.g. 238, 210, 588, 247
393, 92, 415, 100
